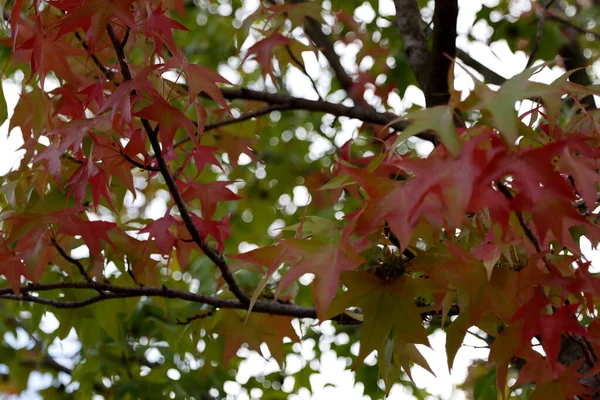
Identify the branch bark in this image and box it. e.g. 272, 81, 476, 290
106, 24, 250, 304
0, 281, 458, 323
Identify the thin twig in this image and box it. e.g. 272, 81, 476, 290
285, 45, 322, 100
547, 13, 600, 40
171, 103, 291, 151
176, 310, 215, 325
526, 0, 557, 69
496, 182, 551, 271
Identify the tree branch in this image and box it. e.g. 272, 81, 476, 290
526, 0, 557, 69
51, 237, 95, 285
0, 281, 458, 323
426, 0, 458, 106
106, 24, 250, 304
214, 88, 436, 143
456, 48, 507, 86
302, 15, 359, 103
393, 0, 431, 90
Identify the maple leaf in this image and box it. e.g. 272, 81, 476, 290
31, 145, 63, 186
14, 13, 87, 87
162, 53, 231, 111
99, 74, 158, 129
0, 247, 27, 295
190, 213, 231, 253
529, 360, 591, 400
142, 3, 189, 57
190, 145, 221, 175
325, 272, 430, 369
276, 235, 365, 318
51, 213, 117, 257
65, 154, 113, 209
134, 95, 197, 150
139, 214, 179, 256
52, 0, 137, 53
179, 180, 242, 220
211, 309, 297, 367
243, 31, 290, 82
511, 295, 588, 368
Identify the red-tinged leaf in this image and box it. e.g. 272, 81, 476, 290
179, 180, 242, 220
471, 241, 501, 281
191, 145, 221, 175
0, 248, 26, 295
213, 132, 258, 168
243, 31, 290, 82
91, 133, 137, 196
211, 309, 297, 367
489, 322, 526, 398
229, 245, 287, 275
89, 169, 114, 210
135, 96, 197, 150
53, 0, 137, 53
190, 214, 231, 253
15, 228, 53, 283
143, 4, 189, 56
538, 304, 589, 368
99, 75, 157, 128
14, 14, 87, 86
65, 154, 112, 209
51, 214, 116, 257
555, 146, 599, 210
277, 237, 365, 318
324, 272, 430, 368
163, 53, 231, 111
139, 214, 178, 256
79, 82, 105, 110
513, 347, 555, 389
32, 145, 63, 186
529, 360, 591, 400
123, 128, 150, 167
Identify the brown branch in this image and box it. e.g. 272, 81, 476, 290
393, 0, 431, 90
426, 0, 458, 107
301, 15, 359, 103
547, 13, 600, 40
50, 237, 103, 293
215, 88, 437, 142
106, 24, 250, 304
0, 281, 458, 323
496, 182, 552, 272
171, 103, 291, 151
526, 0, 557, 69
456, 48, 507, 86
285, 45, 322, 100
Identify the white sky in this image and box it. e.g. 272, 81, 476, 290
1, 0, 600, 399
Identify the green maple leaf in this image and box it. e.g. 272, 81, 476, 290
325, 271, 430, 366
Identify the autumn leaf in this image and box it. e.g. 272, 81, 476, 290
325, 271, 430, 366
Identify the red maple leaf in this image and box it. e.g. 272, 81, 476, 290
179, 180, 242, 220
139, 214, 179, 256
52, 0, 137, 53
243, 31, 290, 82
